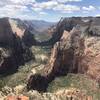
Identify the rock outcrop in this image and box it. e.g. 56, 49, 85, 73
27, 26, 85, 91
39, 17, 100, 46
39, 17, 100, 82
27, 17, 100, 91
84, 37, 100, 81
41, 27, 85, 81
6, 95, 29, 100
0, 18, 35, 74
44, 26, 100, 82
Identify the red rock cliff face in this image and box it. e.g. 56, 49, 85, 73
42, 26, 86, 81
83, 37, 100, 81
41, 17, 100, 82
42, 27, 100, 82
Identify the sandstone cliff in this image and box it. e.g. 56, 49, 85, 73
0, 18, 35, 74
27, 17, 100, 92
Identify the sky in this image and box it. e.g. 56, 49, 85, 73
0, 0, 100, 22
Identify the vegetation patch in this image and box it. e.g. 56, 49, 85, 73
47, 73, 100, 99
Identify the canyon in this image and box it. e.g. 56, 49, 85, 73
0, 17, 100, 100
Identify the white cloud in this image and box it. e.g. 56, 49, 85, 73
0, 0, 81, 19
0, 0, 36, 7
0, 4, 30, 18
82, 5, 95, 11
98, 7, 100, 10
96, 14, 100, 17
33, 1, 58, 9
10, 0, 36, 4
32, 7, 43, 12
0, 0, 97, 20
31, 1, 59, 15
39, 12, 47, 15
82, 11, 89, 14
32, 1, 80, 13
0, 0, 11, 6
53, 4, 80, 13
0, 0, 36, 19
54, 0, 82, 3
14, 14, 37, 20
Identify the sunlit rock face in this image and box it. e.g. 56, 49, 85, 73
27, 17, 100, 91
27, 26, 85, 91
41, 17, 100, 82
42, 26, 86, 81
84, 37, 100, 81
0, 18, 35, 74
42, 26, 100, 83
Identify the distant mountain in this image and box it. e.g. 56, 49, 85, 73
12, 18, 55, 34
11, 18, 55, 41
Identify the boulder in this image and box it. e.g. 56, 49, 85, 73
14, 85, 26, 94
6, 95, 29, 100
27, 74, 48, 92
